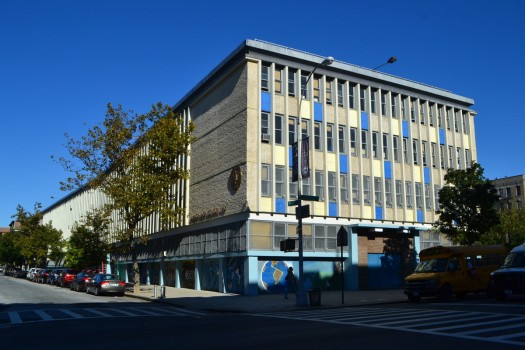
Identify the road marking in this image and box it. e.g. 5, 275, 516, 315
34, 310, 53, 321
7, 312, 22, 324
59, 309, 85, 319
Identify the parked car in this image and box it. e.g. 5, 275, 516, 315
36, 269, 52, 284
26, 267, 37, 280
489, 243, 525, 300
32, 268, 44, 282
57, 269, 81, 288
70, 271, 93, 292
47, 269, 63, 285
86, 273, 126, 296
15, 269, 28, 279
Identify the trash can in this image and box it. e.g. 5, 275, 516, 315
308, 288, 321, 306
160, 285, 166, 298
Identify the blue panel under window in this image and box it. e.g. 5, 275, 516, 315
375, 207, 383, 220
261, 92, 271, 112
417, 210, 424, 222
340, 154, 348, 174
276, 198, 286, 213
439, 128, 446, 145
329, 202, 337, 217
361, 112, 369, 130
314, 102, 323, 121
289, 146, 293, 166
384, 161, 392, 179
402, 121, 409, 137
424, 167, 431, 184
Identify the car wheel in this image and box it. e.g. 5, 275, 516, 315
76, 284, 80, 292
407, 294, 420, 302
86, 287, 90, 294
95, 287, 100, 296
438, 284, 453, 301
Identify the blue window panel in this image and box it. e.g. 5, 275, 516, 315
375, 207, 383, 220
314, 102, 323, 121
276, 198, 286, 213
439, 128, 446, 145
361, 112, 369, 130
329, 202, 337, 217
417, 210, 424, 222
261, 92, 271, 112
289, 146, 293, 166
424, 167, 431, 184
340, 154, 348, 174
384, 161, 392, 179
402, 120, 409, 137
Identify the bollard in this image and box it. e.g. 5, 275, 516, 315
160, 285, 165, 298
153, 285, 157, 298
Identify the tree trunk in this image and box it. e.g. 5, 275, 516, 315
132, 250, 140, 294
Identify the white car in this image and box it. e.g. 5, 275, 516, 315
26, 267, 37, 280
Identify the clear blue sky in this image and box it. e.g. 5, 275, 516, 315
1, 0, 524, 226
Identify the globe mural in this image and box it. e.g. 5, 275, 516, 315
260, 260, 290, 293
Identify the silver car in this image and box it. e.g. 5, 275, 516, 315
86, 273, 126, 296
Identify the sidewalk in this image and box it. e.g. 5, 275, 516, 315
125, 285, 407, 313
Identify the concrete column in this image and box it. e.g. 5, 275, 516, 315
244, 256, 259, 296
219, 258, 226, 293
175, 261, 181, 288
146, 262, 151, 285
194, 260, 201, 291
349, 227, 359, 290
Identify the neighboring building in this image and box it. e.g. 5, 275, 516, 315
43, 40, 477, 295
492, 175, 525, 210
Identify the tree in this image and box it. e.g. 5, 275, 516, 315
65, 209, 110, 269
482, 208, 525, 248
435, 163, 500, 245
56, 102, 195, 293
13, 203, 65, 267
0, 230, 24, 266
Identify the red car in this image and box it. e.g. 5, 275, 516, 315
58, 269, 81, 287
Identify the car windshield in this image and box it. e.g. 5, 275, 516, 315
414, 258, 448, 273
501, 252, 525, 268
102, 274, 118, 280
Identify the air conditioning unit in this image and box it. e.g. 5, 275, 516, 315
261, 134, 271, 142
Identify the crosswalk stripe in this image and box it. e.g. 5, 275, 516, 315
34, 310, 53, 321
7, 312, 22, 324
59, 309, 85, 319
84, 308, 114, 317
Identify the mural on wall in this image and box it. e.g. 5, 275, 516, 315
200, 259, 220, 291
226, 257, 244, 294
258, 260, 342, 293
181, 260, 195, 289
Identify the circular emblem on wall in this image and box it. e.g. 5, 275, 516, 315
230, 165, 242, 191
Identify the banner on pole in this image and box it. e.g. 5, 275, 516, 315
301, 137, 310, 179
292, 141, 298, 182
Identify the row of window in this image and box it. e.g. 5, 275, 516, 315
262, 113, 471, 170
261, 164, 440, 211
261, 63, 470, 134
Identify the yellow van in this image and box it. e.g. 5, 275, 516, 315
404, 245, 507, 302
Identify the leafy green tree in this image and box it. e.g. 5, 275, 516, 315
435, 163, 500, 245
482, 208, 525, 248
0, 230, 24, 266
56, 102, 195, 292
13, 203, 65, 267
65, 210, 110, 269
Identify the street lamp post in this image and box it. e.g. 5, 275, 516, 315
372, 56, 397, 71
295, 56, 334, 306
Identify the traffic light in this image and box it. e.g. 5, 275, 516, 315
280, 238, 296, 252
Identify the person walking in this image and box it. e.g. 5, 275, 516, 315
284, 266, 296, 299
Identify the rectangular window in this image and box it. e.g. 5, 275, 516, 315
326, 79, 333, 104
403, 137, 410, 164
448, 146, 454, 168
337, 81, 344, 107
415, 182, 423, 209
457, 147, 462, 168
372, 131, 379, 159
420, 101, 426, 125
370, 89, 377, 114
434, 185, 440, 210
425, 184, 432, 209
406, 181, 413, 208
374, 177, 382, 206
261, 164, 271, 197
454, 111, 460, 132
410, 99, 417, 123
261, 64, 270, 91
352, 174, 360, 204
446, 109, 452, 130
429, 103, 435, 127
302, 175, 311, 195
381, 91, 387, 116
431, 142, 437, 168
393, 135, 400, 162
350, 127, 358, 156
349, 83, 355, 109
361, 130, 369, 158
391, 93, 398, 118
315, 170, 324, 200
313, 76, 321, 102
301, 72, 309, 99
301, 120, 309, 140
412, 139, 419, 165
363, 176, 371, 205
261, 112, 270, 140
338, 126, 346, 154
401, 95, 408, 120
462, 112, 469, 134
288, 69, 296, 97
314, 122, 322, 150
360, 86, 367, 112
340, 174, 348, 202
396, 180, 403, 208
288, 117, 297, 145
422, 141, 428, 166
383, 133, 389, 160
438, 105, 444, 128
275, 114, 283, 145
385, 179, 392, 208
440, 145, 446, 169
274, 66, 283, 94
465, 149, 471, 167
328, 172, 336, 202
326, 124, 334, 152
276, 166, 285, 198
289, 168, 297, 199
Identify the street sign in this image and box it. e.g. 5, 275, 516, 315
287, 199, 300, 206
337, 226, 348, 247
295, 205, 310, 219
299, 195, 319, 201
